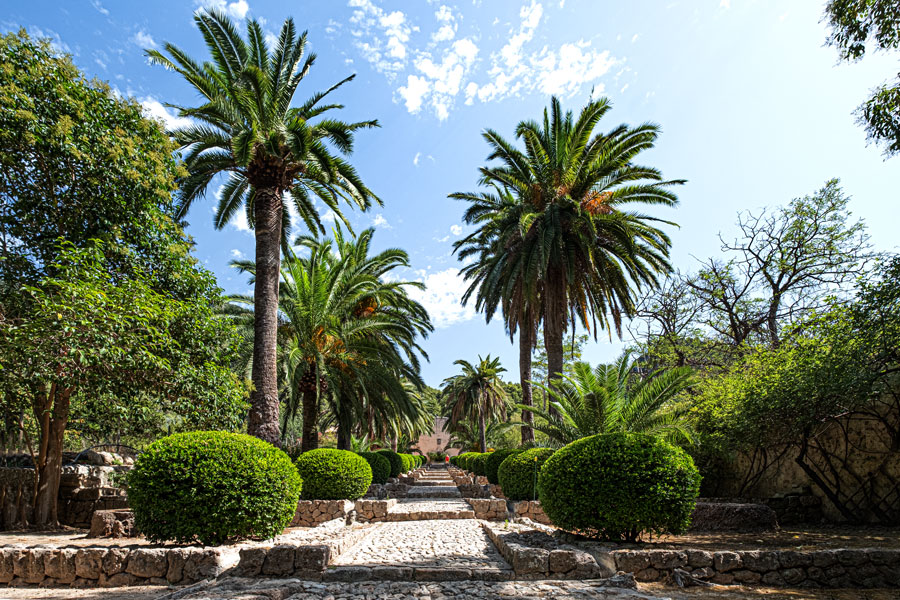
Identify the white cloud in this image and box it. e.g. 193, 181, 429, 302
533, 43, 614, 96
406, 268, 476, 328
90, 0, 109, 15
195, 0, 250, 19
450, 224, 462, 235
413, 152, 421, 166
349, 0, 415, 78
132, 30, 157, 49
321, 210, 337, 224
230, 249, 245, 259
139, 96, 193, 131
398, 74, 431, 113
372, 213, 391, 228
631, 33, 639, 43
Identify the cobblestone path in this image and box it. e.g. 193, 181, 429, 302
334, 519, 507, 569
385, 498, 475, 520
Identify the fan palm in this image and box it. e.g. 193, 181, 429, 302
147, 11, 378, 443
441, 356, 508, 452
457, 96, 683, 406
519, 351, 694, 447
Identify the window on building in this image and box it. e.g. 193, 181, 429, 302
436, 438, 441, 445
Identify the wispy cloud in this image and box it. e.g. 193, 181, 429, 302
90, 0, 109, 15
450, 224, 462, 235
132, 30, 157, 49
230, 248, 245, 259
372, 213, 391, 228
139, 96, 193, 131
406, 268, 476, 328
194, 0, 250, 19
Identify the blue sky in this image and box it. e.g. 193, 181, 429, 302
5, 1, 898, 386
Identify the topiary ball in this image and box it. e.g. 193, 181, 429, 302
128, 431, 301, 546
538, 433, 701, 541
376, 449, 403, 478
471, 452, 490, 477
497, 447, 555, 501
484, 449, 522, 485
295, 448, 372, 500
357, 451, 391, 485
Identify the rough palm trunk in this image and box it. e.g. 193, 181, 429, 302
336, 408, 351, 450
300, 385, 319, 452
478, 407, 487, 453
519, 313, 535, 445
32, 387, 70, 527
247, 187, 283, 446
543, 267, 567, 417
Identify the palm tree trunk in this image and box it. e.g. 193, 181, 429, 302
247, 187, 283, 446
478, 407, 487, 453
544, 268, 567, 417
300, 386, 319, 452
519, 313, 535, 445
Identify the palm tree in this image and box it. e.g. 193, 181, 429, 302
229, 228, 432, 452
148, 11, 378, 444
458, 96, 683, 404
444, 419, 518, 453
518, 351, 694, 446
442, 356, 508, 452
453, 187, 540, 445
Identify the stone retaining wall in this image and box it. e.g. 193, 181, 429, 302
290, 500, 353, 527
465, 498, 508, 520
611, 548, 900, 588
354, 499, 397, 522
0, 545, 237, 587
512, 501, 551, 525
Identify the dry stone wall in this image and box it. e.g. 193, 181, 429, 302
290, 500, 353, 527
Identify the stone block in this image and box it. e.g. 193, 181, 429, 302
511, 547, 549, 575
99, 572, 138, 587
126, 548, 168, 578
732, 569, 762, 583
686, 549, 713, 568
166, 549, 187, 584
0, 548, 18, 583
74, 548, 105, 579
648, 549, 687, 570
549, 549, 577, 573
43, 549, 76, 584
294, 545, 330, 572
89, 509, 137, 538
713, 551, 741, 572
741, 550, 779, 572
101, 547, 129, 575
235, 547, 265, 577
261, 545, 295, 576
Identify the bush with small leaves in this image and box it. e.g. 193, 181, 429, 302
484, 448, 522, 485
471, 452, 490, 477
295, 448, 372, 500
498, 447, 555, 501
376, 449, 403, 478
538, 433, 701, 541
357, 451, 391, 485
128, 431, 301, 546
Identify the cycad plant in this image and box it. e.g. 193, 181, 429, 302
148, 11, 378, 443
442, 356, 508, 452
520, 351, 694, 446
453, 96, 683, 416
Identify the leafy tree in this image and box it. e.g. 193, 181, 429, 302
458, 96, 682, 409
825, 0, 900, 156
521, 352, 694, 447
442, 356, 509, 452
148, 10, 378, 444
0, 245, 245, 527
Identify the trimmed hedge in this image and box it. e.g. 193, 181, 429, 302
399, 453, 411, 473
471, 452, 490, 477
295, 448, 372, 500
377, 449, 403, 478
128, 431, 301, 546
497, 447, 555, 501
357, 451, 391, 485
538, 433, 701, 541
484, 449, 522, 485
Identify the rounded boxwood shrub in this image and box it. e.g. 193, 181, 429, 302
128, 431, 301, 546
295, 448, 372, 500
498, 447, 555, 501
398, 453, 411, 473
376, 449, 403, 478
459, 452, 478, 472
471, 452, 490, 477
484, 449, 522, 485
538, 433, 701, 541
357, 451, 391, 485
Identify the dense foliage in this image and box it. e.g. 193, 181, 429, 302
442, 356, 508, 452
484, 448, 521, 485
538, 433, 701, 541
128, 432, 301, 545
498, 447, 556, 501
295, 448, 372, 500
376, 449, 404, 478
357, 451, 391, 485
471, 452, 491, 477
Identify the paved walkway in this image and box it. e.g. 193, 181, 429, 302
385, 498, 475, 520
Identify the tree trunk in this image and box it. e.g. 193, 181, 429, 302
300, 386, 319, 453
247, 187, 283, 446
478, 407, 487, 453
32, 386, 70, 528
391, 436, 398, 452
543, 267, 567, 417
519, 313, 535, 445
336, 414, 351, 450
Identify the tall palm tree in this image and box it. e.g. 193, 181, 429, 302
519, 351, 694, 446
230, 228, 432, 452
453, 186, 540, 444
147, 11, 378, 444
458, 96, 683, 404
441, 355, 508, 452
444, 419, 518, 453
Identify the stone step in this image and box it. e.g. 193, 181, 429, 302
385, 509, 476, 521
406, 487, 462, 498
411, 480, 456, 486
384, 499, 475, 521
323, 564, 513, 581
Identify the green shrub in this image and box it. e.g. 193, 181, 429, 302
498, 448, 555, 501
538, 433, 701, 541
295, 448, 372, 500
458, 451, 478, 471
485, 449, 521, 485
128, 431, 301, 545
377, 449, 403, 478
357, 451, 390, 485
398, 453, 411, 473
471, 452, 490, 477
